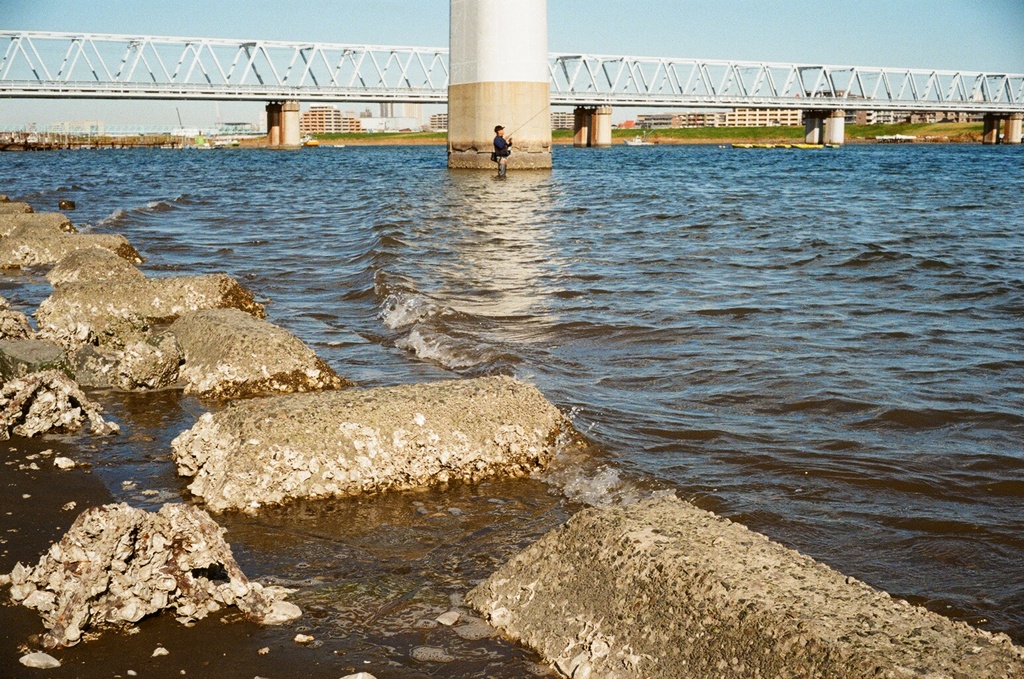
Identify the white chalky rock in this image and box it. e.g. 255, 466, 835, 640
6, 503, 300, 648
19, 652, 61, 669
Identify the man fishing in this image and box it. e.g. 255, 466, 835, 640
493, 125, 512, 177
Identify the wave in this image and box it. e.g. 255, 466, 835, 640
378, 291, 442, 330
859, 407, 1024, 430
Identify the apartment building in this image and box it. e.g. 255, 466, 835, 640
300, 105, 362, 134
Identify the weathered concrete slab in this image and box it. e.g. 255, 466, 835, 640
0, 212, 75, 238
167, 307, 345, 399
0, 370, 119, 440
36, 274, 266, 347
468, 495, 1024, 679
0, 222, 142, 268
0, 201, 34, 214
0, 338, 68, 381
171, 376, 568, 512
47, 247, 145, 286
4, 503, 301, 648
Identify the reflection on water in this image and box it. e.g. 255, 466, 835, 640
1, 144, 1023, 675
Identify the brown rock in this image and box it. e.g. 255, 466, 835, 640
171, 375, 569, 512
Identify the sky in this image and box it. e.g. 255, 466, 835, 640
2, 0, 1023, 128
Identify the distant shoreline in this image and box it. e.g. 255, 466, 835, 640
305, 122, 985, 147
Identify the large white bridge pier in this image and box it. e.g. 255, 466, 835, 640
446, 0, 552, 169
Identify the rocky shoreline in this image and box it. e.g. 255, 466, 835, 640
1, 190, 1022, 677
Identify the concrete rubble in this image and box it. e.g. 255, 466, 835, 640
0, 201, 34, 214
46, 246, 146, 286
468, 495, 1024, 679
3, 502, 302, 648
0, 211, 75, 238
0, 221, 143, 268
0, 294, 34, 339
0, 369, 119, 440
36, 273, 266, 346
167, 307, 347, 399
171, 375, 570, 512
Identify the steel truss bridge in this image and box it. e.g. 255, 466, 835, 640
2, 31, 1023, 113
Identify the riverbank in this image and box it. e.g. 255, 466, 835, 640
304, 122, 985, 146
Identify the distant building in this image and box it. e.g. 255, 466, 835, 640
379, 103, 396, 118
359, 117, 422, 132
300, 105, 362, 134
428, 113, 449, 131
551, 111, 574, 129
638, 109, 803, 128
722, 108, 803, 127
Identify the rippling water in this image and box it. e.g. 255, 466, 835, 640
2, 143, 1023, 666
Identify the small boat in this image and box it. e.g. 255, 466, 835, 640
623, 133, 654, 146
301, 136, 320, 147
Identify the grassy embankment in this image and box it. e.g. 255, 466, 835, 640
309, 122, 984, 146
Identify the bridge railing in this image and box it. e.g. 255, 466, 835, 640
550, 54, 1024, 112
0, 31, 449, 102
2, 31, 1023, 112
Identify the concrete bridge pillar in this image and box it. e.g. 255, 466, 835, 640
266, 102, 282, 147
1004, 113, 1023, 145
448, 0, 552, 169
982, 114, 1001, 145
281, 101, 302, 148
592, 106, 613, 147
803, 111, 825, 144
823, 110, 846, 146
574, 107, 594, 147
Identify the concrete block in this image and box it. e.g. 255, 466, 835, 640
167, 307, 346, 399
0, 202, 34, 214
468, 496, 1024, 678
0, 222, 142, 269
0, 212, 75, 238
0, 339, 68, 381
46, 247, 145, 286
36, 274, 265, 346
171, 375, 569, 512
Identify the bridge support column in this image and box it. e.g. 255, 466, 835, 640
803, 111, 825, 144
592, 106, 613, 147
281, 101, 302, 148
823, 110, 845, 146
574, 107, 594, 147
1004, 113, 1023, 145
447, 0, 552, 169
982, 114, 1001, 145
266, 102, 282, 147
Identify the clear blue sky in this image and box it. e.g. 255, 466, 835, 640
2, 0, 1022, 127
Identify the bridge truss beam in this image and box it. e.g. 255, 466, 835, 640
1, 31, 1022, 114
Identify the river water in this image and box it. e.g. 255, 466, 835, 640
1, 143, 1022, 675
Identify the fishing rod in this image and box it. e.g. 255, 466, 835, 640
505, 103, 553, 141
